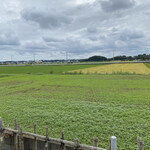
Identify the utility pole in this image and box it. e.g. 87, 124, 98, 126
113, 49, 114, 61
11, 55, 13, 62
33, 54, 35, 62
66, 51, 68, 63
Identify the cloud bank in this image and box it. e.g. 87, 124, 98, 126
0, 0, 150, 60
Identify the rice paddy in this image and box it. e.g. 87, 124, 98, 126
67, 63, 150, 75
0, 64, 102, 75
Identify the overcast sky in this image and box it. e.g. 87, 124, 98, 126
0, 0, 150, 61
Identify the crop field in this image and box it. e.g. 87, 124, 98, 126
0, 64, 102, 75
67, 63, 150, 75
145, 63, 150, 69
0, 64, 150, 149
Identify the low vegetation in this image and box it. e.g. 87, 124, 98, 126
145, 63, 150, 69
0, 74, 150, 149
0, 64, 102, 75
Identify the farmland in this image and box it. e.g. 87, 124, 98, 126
0, 64, 102, 75
67, 63, 150, 75
0, 64, 150, 149
145, 63, 150, 69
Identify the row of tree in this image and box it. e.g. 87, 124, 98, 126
85, 54, 150, 62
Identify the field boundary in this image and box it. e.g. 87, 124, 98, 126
0, 61, 150, 67
0, 117, 107, 150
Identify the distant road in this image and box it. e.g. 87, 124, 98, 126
0, 61, 150, 67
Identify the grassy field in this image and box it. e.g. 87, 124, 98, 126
0, 64, 102, 75
145, 63, 150, 69
67, 63, 150, 75
0, 73, 150, 149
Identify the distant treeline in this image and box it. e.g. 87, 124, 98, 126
85, 54, 150, 62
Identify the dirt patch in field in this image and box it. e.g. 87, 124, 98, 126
42, 84, 84, 89
0, 81, 34, 88
0, 81, 23, 87
52, 85, 84, 88
124, 88, 150, 91
7, 87, 41, 95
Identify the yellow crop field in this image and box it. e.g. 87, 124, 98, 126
67, 63, 150, 75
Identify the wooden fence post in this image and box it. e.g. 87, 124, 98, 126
14, 118, 18, 150
0, 117, 5, 150
74, 138, 79, 150
108, 138, 111, 150
137, 138, 144, 150
0, 117, 2, 137
60, 131, 65, 150
14, 118, 18, 130
34, 122, 37, 150
61, 131, 65, 140
93, 137, 98, 147
19, 127, 24, 150
45, 126, 49, 150
111, 136, 117, 150
0, 117, 2, 149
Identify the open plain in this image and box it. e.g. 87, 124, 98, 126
0, 64, 150, 149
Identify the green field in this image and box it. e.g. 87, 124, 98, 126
0, 64, 150, 149
0, 64, 102, 75
145, 63, 150, 69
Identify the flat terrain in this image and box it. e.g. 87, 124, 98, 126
0, 73, 150, 149
145, 63, 150, 69
67, 63, 150, 75
0, 64, 102, 75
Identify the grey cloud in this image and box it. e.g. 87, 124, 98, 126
111, 27, 119, 32
21, 9, 72, 29
0, 33, 20, 46
43, 37, 65, 43
88, 36, 98, 41
24, 41, 47, 49
87, 27, 98, 34
53, 36, 105, 54
1, 0, 150, 60
120, 29, 144, 41
100, 0, 135, 12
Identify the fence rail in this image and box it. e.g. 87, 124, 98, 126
0, 117, 144, 150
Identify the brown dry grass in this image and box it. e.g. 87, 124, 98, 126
67, 63, 150, 75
